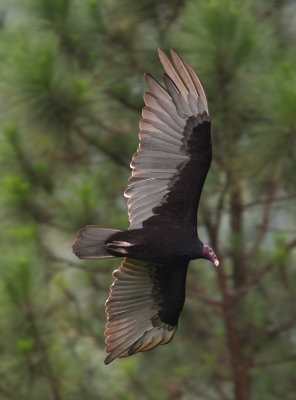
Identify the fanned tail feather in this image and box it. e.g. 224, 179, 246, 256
72, 225, 121, 260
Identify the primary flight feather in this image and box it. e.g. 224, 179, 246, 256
72, 48, 219, 365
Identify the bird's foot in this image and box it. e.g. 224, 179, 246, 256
105, 241, 135, 255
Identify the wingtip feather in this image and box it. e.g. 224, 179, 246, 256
158, 47, 165, 56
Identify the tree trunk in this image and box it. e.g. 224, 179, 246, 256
230, 183, 246, 288
214, 182, 251, 400
216, 267, 252, 400
230, 184, 251, 399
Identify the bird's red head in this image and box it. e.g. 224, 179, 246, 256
202, 245, 219, 267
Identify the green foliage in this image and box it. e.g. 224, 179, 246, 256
3, 174, 31, 207
177, 0, 256, 77
4, 37, 90, 132
4, 257, 34, 307
32, 0, 71, 23
17, 336, 36, 354
274, 62, 296, 127
271, 233, 290, 267
7, 223, 37, 241
243, 57, 296, 186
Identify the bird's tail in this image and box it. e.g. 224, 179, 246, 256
72, 225, 121, 260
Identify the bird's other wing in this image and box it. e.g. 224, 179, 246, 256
104, 257, 189, 364
125, 48, 212, 230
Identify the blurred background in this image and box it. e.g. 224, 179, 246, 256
0, 0, 295, 399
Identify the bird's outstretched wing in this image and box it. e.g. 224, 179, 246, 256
125, 48, 212, 230
104, 257, 188, 364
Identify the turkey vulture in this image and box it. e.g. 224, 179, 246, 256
72, 49, 219, 365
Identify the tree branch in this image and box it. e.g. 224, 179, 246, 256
232, 264, 273, 300
243, 194, 296, 209
215, 173, 230, 232
233, 236, 296, 300
287, 238, 296, 250
215, 266, 252, 400
163, 0, 185, 33
251, 355, 296, 368
104, 89, 141, 112
0, 386, 13, 399
266, 316, 296, 338
187, 286, 223, 313
75, 126, 129, 169
247, 182, 277, 262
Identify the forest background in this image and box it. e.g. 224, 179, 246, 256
0, 0, 295, 399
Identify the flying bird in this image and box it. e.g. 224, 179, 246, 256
72, 48, 219, 365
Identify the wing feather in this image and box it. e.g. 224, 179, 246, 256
170, 49, 199, 99
143, 91, 185, 128
144, 73, 173, 103
140, 136, 180, 154
104, 258, 188, 364
126, 49, 211, 229
184, 61, 208, 114
142, 106, 182, 132
158, 48, 189, 100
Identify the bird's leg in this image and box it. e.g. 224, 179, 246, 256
105, 241, 135, 256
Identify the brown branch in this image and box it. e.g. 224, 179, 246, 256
287, 238, 296, 250
233, 236, 296, 300
266, 316, 296, 338
201, 202, 218, 247
243, 194, 296, 209
104, 89, 141, 112
192, 292, 223, 308
215, 173, 230, 232
217, 387, 230, 400
75, 126, 129, 169
0, 386, 13, 399
232, 263, 273, 300
252, 355, 296, 368
247, 182, 277, 262
215, 266, 251, 400
187, 286, 223, 314
84, 112, 133, 138
230, 182, 247, 287
207, 177, 252, 399
203, 205, 251, 397
163, 0, 185, 33
258, 0, 283, 20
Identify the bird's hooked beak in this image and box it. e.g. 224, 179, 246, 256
202, 245, 219, 267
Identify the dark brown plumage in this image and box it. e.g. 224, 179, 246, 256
72, 49, 219, 364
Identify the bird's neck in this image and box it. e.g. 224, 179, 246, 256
182, 237, 204, 260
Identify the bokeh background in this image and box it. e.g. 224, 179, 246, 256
0, 0, 296, 399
